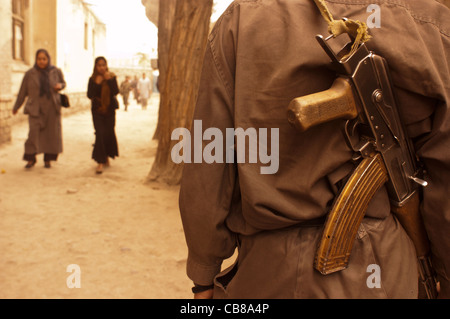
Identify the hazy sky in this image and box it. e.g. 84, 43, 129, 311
84, 0, 157, 57
212, 0, 234, 21
84, 0, 234, 57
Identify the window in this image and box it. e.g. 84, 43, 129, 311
12, 0, 25, 61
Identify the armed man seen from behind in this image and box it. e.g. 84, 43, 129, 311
179, 0, 450, 299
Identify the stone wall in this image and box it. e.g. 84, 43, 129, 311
0, 98, 13, 144
0, 1, 13, 144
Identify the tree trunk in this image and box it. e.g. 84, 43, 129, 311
152, 0, 176, 141
148, 0, 213, 185
142, 0, 159, 25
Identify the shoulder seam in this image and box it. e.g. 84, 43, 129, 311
325, 0, 450, 37
207, 40, 234, 102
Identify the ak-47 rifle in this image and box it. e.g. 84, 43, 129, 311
287, 33, 438, 299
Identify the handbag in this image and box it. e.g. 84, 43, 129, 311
60, 93, 70, 108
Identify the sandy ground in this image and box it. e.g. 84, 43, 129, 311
0, 95, 197, 299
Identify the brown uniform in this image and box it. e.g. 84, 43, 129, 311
179, 0, 450, 298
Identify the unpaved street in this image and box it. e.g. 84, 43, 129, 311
0, 95, 194, 299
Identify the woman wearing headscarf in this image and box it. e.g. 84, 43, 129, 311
87, 57, 119, 174
12, 49, 66, 169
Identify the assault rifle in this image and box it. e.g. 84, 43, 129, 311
287, 34, 438, 299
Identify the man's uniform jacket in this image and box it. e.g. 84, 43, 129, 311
179, 0, 450, 298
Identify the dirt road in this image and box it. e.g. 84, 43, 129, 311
0, 95, 195, 299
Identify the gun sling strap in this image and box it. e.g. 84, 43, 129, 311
313, 0, 371, 59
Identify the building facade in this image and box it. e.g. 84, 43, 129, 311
0, 0, 107, 144
0, 1, 14, 144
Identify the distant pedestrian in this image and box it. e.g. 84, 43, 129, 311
152, 70, 160, 93
120, 76, 132, 111
12, 49, 66, 169
137, 73, 152, 110
131, 75, 139, 103
87, 56, 120, 175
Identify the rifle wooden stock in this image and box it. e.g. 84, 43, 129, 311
287, 78, 358, 132
314, 153, 389, 275
391, 192, 429, 257
391, 192, 438, 299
